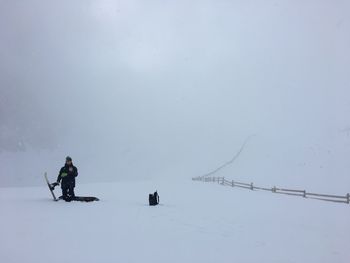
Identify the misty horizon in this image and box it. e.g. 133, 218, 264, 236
1, 0, 349, 188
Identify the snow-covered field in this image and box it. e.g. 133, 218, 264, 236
1, 0, 350, 262
1, 179, 349, 263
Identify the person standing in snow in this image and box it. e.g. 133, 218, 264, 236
56, 156, 78, 201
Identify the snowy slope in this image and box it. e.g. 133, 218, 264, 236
0, 179, 349, 263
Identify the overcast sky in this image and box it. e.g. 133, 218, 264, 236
1, 0, 350, 186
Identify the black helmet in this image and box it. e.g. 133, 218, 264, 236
66, 156, 72, 162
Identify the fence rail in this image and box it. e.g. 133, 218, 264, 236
192, 176, 350, 204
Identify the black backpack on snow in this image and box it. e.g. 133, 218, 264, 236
149, 191, 159, 206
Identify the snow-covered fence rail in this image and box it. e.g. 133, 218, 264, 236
192, 176, 350, 204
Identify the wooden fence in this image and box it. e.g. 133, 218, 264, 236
192, 176, 350, 204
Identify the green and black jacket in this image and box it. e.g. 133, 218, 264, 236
57, 164, 78, 188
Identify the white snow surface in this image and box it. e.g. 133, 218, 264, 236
0, 179, 349, 263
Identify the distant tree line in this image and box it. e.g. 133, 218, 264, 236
0, 86, 57, 152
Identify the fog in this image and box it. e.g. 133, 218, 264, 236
1, 0, 350, 188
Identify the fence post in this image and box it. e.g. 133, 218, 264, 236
347, 193, 350, 204
222, 177, 225, 185
250, 182, 254, 190
232, 180, 235, 187
303, 190, 306, 198
272, 186, 276, 193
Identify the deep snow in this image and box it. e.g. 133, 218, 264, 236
0, 178, 349, 263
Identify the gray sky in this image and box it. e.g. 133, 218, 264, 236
1, 0, 350, 187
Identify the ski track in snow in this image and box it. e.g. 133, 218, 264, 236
0, 179, 349, 263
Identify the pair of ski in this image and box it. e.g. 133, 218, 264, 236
44, 172, 99, 202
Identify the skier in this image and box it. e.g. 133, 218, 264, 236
56, 156, 78, 201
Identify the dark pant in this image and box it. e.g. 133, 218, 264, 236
62, 186, 75, 201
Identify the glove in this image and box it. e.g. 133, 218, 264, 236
49, 182, 59, 190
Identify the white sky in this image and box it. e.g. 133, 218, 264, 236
1, 0, 350, 186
